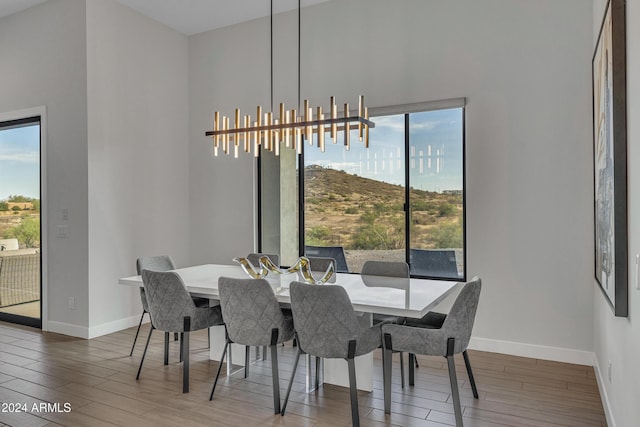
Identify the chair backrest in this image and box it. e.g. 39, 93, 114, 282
441, 276, 482, 353
136, 255, 176, 275
361, 260, 409, 279
304, 245, 349, 273
409, 249, 459, 279
219, 276, 289, 346
136, 255, 177, 312
141, 270, 195, 332
289, 281, 360, 359
246, 253, 279, 268
298, 256, 337, 283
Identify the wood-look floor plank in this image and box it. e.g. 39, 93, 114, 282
0, 321, 607, 427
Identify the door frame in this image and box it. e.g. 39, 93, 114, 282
0, 106, 47, 330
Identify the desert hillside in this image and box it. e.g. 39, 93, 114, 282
303, 165, 463, 251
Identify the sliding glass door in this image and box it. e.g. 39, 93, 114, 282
0, 116, 42, 327
260, 100, 465, 280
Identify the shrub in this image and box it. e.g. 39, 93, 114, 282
430, 222, 463, 249
3, 216, 40, 248
345, 207, 358, 214
437, 203, 456, 217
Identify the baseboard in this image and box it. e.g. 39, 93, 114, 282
593, 355, 616, 427
88, 314, 149, 339
45, 315, 149, 339
468, 337, 594, 366
46, 321, 89, 339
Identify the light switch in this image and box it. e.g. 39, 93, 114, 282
56, 225, 69, 238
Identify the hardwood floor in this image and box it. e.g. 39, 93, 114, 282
0, 321, 606, 426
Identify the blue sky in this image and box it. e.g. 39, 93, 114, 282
304, 108, 463, 192
0, 124, 40, 200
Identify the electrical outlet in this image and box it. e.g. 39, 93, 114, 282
68, 297, 75, 310
607, 361, 612, 384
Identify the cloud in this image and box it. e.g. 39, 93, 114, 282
411, 120, 442, 131
0, 150, 39, 163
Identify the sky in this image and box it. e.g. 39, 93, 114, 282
0, 124, 40, 200
304, 108, 463, 192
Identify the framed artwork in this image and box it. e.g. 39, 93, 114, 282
593, 0, 627, 317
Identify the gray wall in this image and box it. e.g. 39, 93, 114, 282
0, 0, 190, 337
592, 1, 640, 425
0, 0, 89, 333
86, 0, 190, 334
189, 0, 595, 356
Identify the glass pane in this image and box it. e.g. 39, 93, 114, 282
260, 146, 299, 266
409, 108, 464, 279
304, 114, 405, 273
0, 122, 41, 320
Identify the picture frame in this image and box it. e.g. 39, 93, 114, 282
593, 0, 627, 317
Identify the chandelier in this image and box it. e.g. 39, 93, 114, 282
205, 1, 374, 157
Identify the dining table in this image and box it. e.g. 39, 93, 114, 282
119, 263, 462, 392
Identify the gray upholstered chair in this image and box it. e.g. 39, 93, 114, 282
298, 256, 336, 283
381, 277, 482, 427
210, 277, 294, 414
361, 260, 409, 386
281, 281, 382, 426
136, 270, 223, 393
246, 253, 279, 268
131, 255, 210, 357
304, 245, 349, 272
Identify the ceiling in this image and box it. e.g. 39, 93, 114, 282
0, 0, 333, 36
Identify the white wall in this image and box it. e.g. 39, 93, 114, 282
592, 0, 640, 425
86, 0, 190, 336
189, 0, 595, 358
188, 13, 271, 265
0, 0, 90, 334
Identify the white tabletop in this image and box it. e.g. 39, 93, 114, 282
119, 264, 462, 319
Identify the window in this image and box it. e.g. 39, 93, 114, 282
260, 99, 465, 280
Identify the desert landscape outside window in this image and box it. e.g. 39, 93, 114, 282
302, 103, 465, 278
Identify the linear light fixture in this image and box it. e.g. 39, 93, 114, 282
205, 0, 374, 158
206, 96, 374, 157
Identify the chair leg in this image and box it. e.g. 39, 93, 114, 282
382, 338, 392, 414
136, 326, 154, 380
414, 354, 419, 368
347, 357, 360, 427
244, 345, 250, 379
347, 340, 359, 427
210, 338, 230, 400
446, 339, 463, 427
399, 351, 405, 388
174, 332, 179, 341
179, 333, 184, 363
164, 332, 170, 365
270, 344, 281, 414
129, 311, 146, 356
408, 353, 415, 386
281, 347, 302, 415
182, 317, 190, 393
315, 356, 321, 389
463, 350, 479, 399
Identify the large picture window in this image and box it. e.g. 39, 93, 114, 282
260, 99, 465, 280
